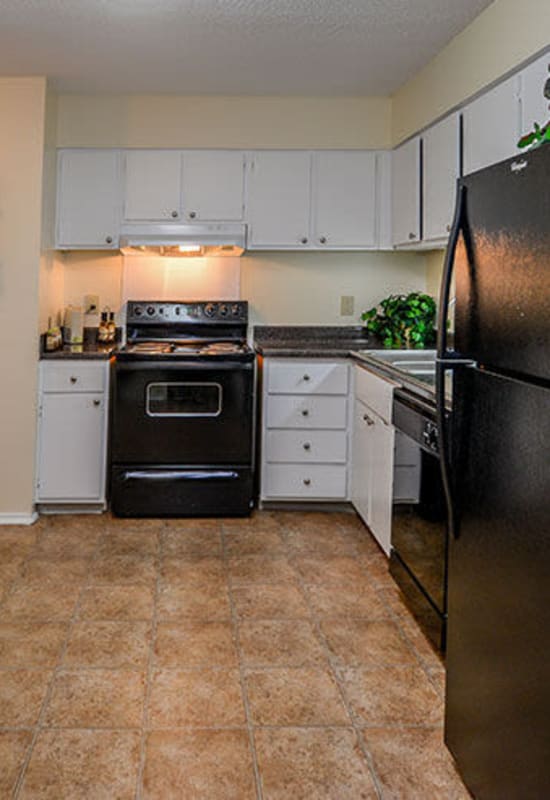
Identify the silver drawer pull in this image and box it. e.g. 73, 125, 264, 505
303, 374, 310, 381
363, 413, 374, 426
303, 442, 311, 451
301, 409, 309, 417
70, 376, 78, 384
93, 399, 101, 407
303, 478, 311, 486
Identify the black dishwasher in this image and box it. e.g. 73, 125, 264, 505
390, 388, 449, 651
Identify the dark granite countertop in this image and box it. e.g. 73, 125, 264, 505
41, 342, 118, 360
253, 325, 378, 358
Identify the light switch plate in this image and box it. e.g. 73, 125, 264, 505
340, 295, 355, 316
84, 294, 100, 315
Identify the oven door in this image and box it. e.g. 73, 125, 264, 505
111, 359, 254, 465
390, 390, 449, 650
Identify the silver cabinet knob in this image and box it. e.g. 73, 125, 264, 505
189, 211, 197, 219
408, 232, 416, 240
363, 413, 374, 426
319, 236, 327, 244
300, 237, 308, 244
303, 478, 311, 486
446, 224, 451, 233
70, 376, 77, 384
303, 374, 310, 381
93, 399, 101, 407
303, 442, 311, 451
301, 409, 309, 417
171, 210, 179, 218
105, 235, 113, 244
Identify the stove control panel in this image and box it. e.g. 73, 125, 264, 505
126, 301, 248, 324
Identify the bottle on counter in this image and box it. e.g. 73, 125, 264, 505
45, 317, 62, 352
107, 311, 116, 343
98, 310, 109, 343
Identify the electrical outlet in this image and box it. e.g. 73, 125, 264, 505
340, 295, 355, 316
84, 294, 100, 315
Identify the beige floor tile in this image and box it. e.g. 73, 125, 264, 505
161, 529, 222, 559
157, 581, 231, 621
34, 529, 101, 559
98, 530, 159, 557
163, 518, 222, 533
292, 555, 366, 586
89, 555, 157, 586
0, 731, 32, 796
224, 529, 286, 557
143, 729, 256, 799
340, 666, 444, 727
43, 514, 108, 534
246, 667, 348, 726
358, 553, 397, 588
238, 620, 326, 667
398, 616, 445, 671
321, 619, 417, 668
223, 512, 283, 534
279, 511, 347, 535
232, 584, 310, 619
155, 621, 238, 668
105, 515, 165, 532
0, 622, 68, 667
0, 669, 52, 726
63, 621, 151, 669
428, 668, 446, 697
0, 530, 38, 560
43, 669, 146, 728
285, 527, 357, 557
160, 557, 225, 585
255, 727, 378, 800
0, 583, 81, 622
376, 585, 415, 620
363, 727, 470, 799
0, 560, 25, 585
19, 729, 141, 800
148, 668, 245, 727
20, 558, 88, 585
305, 582, 389, 619
78, 585, 155, 620
228, 555, 297, 586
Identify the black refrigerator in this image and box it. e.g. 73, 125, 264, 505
436, 143, 550, 799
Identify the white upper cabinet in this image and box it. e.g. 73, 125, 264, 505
123, 150, 182, 221
391, 136, 421, 246
312, 151, 377, 248
519, 51, 550, 135
56, 150, 119, 248
182, 151, 245, 221
462, 75, 521, 175
422, 113, 461, 242
247, 151, 312, 248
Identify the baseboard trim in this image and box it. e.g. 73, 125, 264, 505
0, 512, 39, 526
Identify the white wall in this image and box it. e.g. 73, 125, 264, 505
0, 77, 47, 519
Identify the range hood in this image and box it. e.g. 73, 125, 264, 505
119, 223, 246, 257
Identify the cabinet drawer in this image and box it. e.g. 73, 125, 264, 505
263, 464, 347, 499
354, 364, 397, 425
42, 362, 107, 393
267, 361, 348, 395
266, 395, 347, 429
265, 430, 347, 464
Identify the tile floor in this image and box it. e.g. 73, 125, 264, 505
0, 510, 471, 799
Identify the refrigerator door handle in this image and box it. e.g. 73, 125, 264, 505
436, 183, 466, 360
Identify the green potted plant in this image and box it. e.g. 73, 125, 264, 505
361, 292, 437, 349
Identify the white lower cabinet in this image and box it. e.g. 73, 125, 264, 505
36, 361, 109, 506
351, 364, 397, 555
261, 358, 350, 502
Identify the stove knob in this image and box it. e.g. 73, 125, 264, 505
231, 304, 241, 317
204, 303, 217, 318
174, 306, 180, 316
133, 306, 143, 317
219, 304, 228, 317
147, 306, 155, 316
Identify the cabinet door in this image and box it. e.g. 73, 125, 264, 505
57, 150, 119, 248
123, 150, 182, 221
519, 52, 550, 135
247, 151, 311, 248
391, 137, 421, 246
462, 76, 521, 175
182, 151, 245, 221
312, 152, 377, 247
351, 399, 374, 528
369, 414, 395, 556
37, 393, 106, 501
422, 114, 461, 242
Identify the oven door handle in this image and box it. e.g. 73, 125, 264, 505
123, 470, 240, 482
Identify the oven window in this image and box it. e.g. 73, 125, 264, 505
146, 382, 222, 417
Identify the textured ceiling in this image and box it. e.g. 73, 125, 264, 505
0, 0, 493, 95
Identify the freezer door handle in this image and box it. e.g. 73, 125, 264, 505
436, 183, 466, 360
